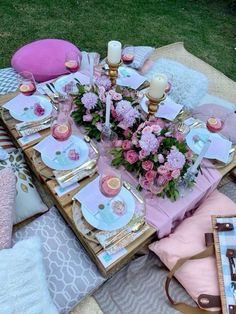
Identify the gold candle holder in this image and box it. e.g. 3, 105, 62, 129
106, 59, 122, 86
146, 93, 166, 118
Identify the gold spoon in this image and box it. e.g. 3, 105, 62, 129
105, 220, 145, 249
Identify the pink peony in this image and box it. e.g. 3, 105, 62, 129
125, 150, 139, 164
151, 124, 162, 134
139, 176, 151, 190
142, 126, 152, 134
157, 154, 165, 164
114, 140, 123, 147
122, 140, 132, 150
171, 169, 180, 179
81, 92, 98, 110
142, 160, 153, 171
167, 148, 186, 170
157, 165, 168, 175
83, 114, 93, 122
145, 170, 156, 182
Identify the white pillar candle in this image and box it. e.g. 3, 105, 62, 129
191, 139, 211, 173
89, 56, 94, 85
149, 73, 168, 99
105, 93, 111, 128
107, 40, 122, 64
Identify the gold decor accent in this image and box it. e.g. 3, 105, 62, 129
106, 59, 122, 86
146, 92, 166, 118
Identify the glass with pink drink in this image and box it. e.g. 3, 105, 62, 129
18, 71, 36, 96
65, 50, 80, 73
99, 169, 122, 206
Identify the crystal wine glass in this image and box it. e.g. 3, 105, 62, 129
121, 45, 135, 65
65, 50, 80, 73
18, 71, 36, 96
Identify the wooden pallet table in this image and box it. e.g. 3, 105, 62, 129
0, 91, 157, 277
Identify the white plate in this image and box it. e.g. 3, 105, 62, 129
186, 128, 222, 158
9, 96, 52, 122
54, 76, 77, 95
81, 186, 135, 231
41, 135, 89, 170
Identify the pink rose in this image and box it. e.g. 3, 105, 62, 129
139, 149, 147, 160
108, 90, 116, 96
185, 149, 193, 158
145, 170, 156, 182
142, 160, 153, 171
149, 184, 164, 194
33, 103, 45, 116
123, 128, 131, 138
157, 154, 165, 164
142, 126, 152, 134
151, 124, 162, 134
111, 109, 118, 119
99, 94, 106, 102
175, 131, 184, 141
125, 150, 139, 164
113, 140, 123, 147
157, 165, 168, 175
112, 92, 122, 101
163, 172, 172, 181
83, 114, 93, 122
171, 169, 180, 179
139, 176, 151, 190
122, 140, 131, 150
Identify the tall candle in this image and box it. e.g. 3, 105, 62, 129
149, 74, 168, 99
105, 94, 111, 128
107, 41, 122, 64
191, 139, 211, 173
89, 56, 94, 85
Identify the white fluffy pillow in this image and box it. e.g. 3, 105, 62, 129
0, 237, 58, 314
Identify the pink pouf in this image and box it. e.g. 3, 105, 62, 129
11, 38, 82, 82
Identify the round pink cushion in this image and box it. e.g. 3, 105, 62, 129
11, 39, 81, 82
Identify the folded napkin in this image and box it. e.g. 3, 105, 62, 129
117, 66, 146, 90
53, 165, 98, 188
16, 121, 50, 137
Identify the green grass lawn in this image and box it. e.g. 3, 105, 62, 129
0, 0, 235, 80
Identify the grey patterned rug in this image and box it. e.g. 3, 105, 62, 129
94, 180, 236, 314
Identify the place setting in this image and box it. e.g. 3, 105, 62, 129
72, 167, 147, 254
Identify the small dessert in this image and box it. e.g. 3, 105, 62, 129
65, 60, 79, 72
68, 149, 80, 161
51, 123, 72, 141
122, 53, 134, 65
19, 82, 36, 96
165, 81, 171, 93
206, 117, 223, 132
33, 102, 45, 116
112, 200, 127, 216
100, 176, 121, 197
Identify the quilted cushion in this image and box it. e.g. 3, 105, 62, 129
0, 168, 16, 249
0, 237, 59, 313
0, 148, 47, 224
11, 39, 82, 82
149, 190, 236, 310
0, 67, 18, 95
12, 207, 105, 313
0, 124, 15, 152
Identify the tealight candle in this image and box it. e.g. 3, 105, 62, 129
149, 74, 168, 99
107, 41, 122, 64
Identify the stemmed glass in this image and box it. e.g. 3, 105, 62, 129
121, 45, 135, 65
18, 71, 36, 96
99, 168, 123, 218
65, 50, 80, 73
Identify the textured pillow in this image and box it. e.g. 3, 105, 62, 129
0, 148, 47, 224
0, 124, 15, 152
149, 190, 236, 310
0, 168, 16, 249
129, 46, 155, 69
12, 207, 105, 313
0, 237, 58, 314
143, 58, 208, 108
11, 38, 82, 82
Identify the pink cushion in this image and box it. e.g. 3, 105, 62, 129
11, 39, 81, 82
0, 168, 16, 249
149, 190, 236, 310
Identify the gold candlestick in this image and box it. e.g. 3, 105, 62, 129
106, 59, 122, 86
146, 93, 166, 118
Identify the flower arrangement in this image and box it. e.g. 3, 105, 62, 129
110, 118, 196, 201
71, 76, 141, 140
